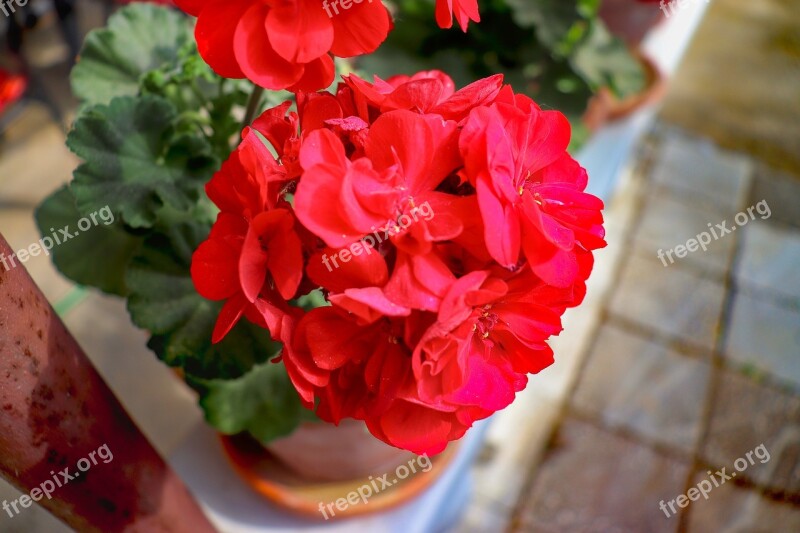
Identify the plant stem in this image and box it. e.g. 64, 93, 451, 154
243, 85, 265, 129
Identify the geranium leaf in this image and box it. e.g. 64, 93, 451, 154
67, 95, 216, 229
34, 185, 142, 296
190, 360, 315, 444
125, 241, 275, 379
505, 0, 593, 48
71, 3, 192, 107
571, 21, 645, 97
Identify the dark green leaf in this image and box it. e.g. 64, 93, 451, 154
571, 21, 646, 97
126, 241, 276, 379
190, 359, 315, 443
505, 0, 592, 49
34, 185, 142, 296
67, 95, 215, 228
71, 4, 192, 107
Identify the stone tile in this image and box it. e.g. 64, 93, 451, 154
471, 387, 562, 509
634, 190, 735, 275
63, 293, 202, 457
608, 252, 727, 351
736, 220, 800, 302
725, 290, 800, 390
751, 165, 800, 229
685, 472, 800, 533
518, 418, 689, 532
454, 498, 512, 533
649, 131, 753, 212
573, 323, 710, 453
704, 369, 800, 495
535, 303, 603, 401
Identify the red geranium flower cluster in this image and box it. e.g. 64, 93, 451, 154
191, 71, 606, 455
174, 0, 392, 91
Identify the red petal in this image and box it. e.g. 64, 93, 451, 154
191, 214, 247, 300
266, 0, 334, 63
287, 54, 336, 93
307, 245, 389, 293
194, 0, 249, 78
330, 0, 392, 57
233, 4, 303, 89
238, 222, 269, 303
212, 295, 247, 343
475, 176, 520, 267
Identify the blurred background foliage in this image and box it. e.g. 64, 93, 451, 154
362, 0, 646, 145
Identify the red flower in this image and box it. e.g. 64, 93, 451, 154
342, 71, 503, 122
174, 0, 392, 91
191, 129, 303, 342
0, 69, 26, 115
193, 72, 606, 454
460, 90, 606, 287
286, 306, 472, 455
435, 0, 480, 31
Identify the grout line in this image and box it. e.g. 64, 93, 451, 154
675, 154, 757, 532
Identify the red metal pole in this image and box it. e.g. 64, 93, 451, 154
0, 233, 218, 533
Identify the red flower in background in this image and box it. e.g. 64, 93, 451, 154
192, 71, 605, 454
174, 0, 392, 91
435, 0, 480, 31
0, 69, 27, 115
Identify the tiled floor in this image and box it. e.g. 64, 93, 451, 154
501, 125, 800, 532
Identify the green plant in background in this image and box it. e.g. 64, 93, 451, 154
365, 0, 644, 146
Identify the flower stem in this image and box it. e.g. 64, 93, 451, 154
242, 85, 265, 129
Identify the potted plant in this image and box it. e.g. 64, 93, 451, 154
35, 0, 607, 519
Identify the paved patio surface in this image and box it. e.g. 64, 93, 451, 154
496, 125, 800, 533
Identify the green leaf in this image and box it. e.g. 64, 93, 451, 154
505, 0, 591, 49
34, 185, 142, 296
71, 3, 192, 107
67, 95, 216, 229
190, 359, 315, 443
126, 244, 307, 442
570, 21, 646, 98
125, 241, 275, 379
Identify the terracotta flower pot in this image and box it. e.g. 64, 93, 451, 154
582, 52, 668, 131
220, 420, 459, 519
266, 419, 417, 482
599, 0, 666, 47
